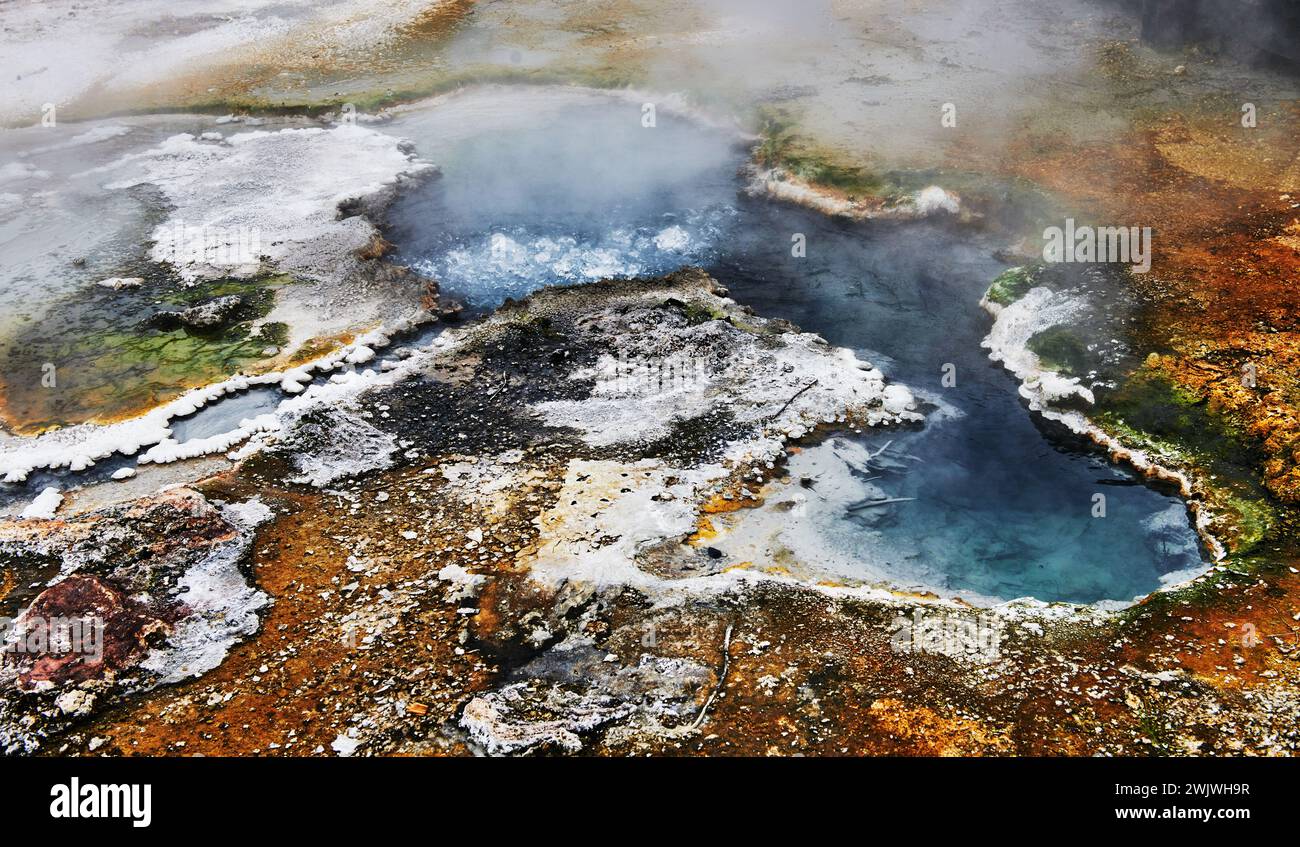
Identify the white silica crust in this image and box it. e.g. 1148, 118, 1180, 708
0, 321, 406, 484
139, 498, 272, 684
981, 285, 1095, 410
100, 125, 433, 283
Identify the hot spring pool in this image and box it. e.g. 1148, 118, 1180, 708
396, 89, 1209, 604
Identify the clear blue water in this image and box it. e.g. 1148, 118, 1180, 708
386, 94, 1206, 604
712, 213, 1203, 603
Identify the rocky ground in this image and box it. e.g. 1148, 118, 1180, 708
0, 270, 1297, 757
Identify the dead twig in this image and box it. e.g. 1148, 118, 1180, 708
691, 623, 734, 731
769, 380, 819, 421
846, 496, 917, 511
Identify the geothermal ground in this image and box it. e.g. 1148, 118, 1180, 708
0, 0, 1298, 758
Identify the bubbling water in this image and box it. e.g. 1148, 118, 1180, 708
387, 89, 743, 307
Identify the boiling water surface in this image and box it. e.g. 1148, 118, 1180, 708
388, 89, 744, 306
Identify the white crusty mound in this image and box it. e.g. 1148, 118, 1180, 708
456, 269, 925, 593
981, 285, 1095, 411
101, 124, 432, 282
277, 406, 398, 488
506, 270, 922, 447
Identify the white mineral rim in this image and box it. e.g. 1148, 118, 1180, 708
980, 284, 1228, 568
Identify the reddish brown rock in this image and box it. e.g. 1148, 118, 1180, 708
6, 575, 178, 690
